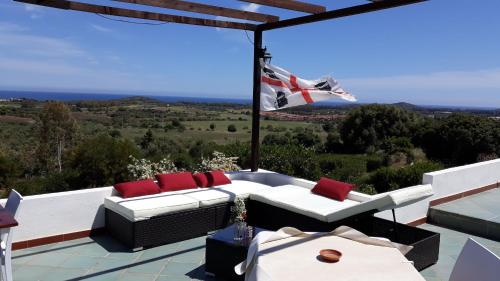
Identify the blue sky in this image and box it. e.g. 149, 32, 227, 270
1, 0, 499, 107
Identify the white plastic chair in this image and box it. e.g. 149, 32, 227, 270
0, 190, 23, 281
449, 238, 500, 281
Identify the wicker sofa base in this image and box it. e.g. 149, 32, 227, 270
105, 202, 232, 250
246, 199, 440, 271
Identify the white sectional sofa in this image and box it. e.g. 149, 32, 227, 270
104, 180, 271, 222
104, 170, 433, 250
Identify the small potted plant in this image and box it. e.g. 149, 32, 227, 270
232, 197, 247, 241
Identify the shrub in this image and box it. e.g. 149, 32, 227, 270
216, 142, 251, 169
127, 156, 177, 180
198, 151, 241, 172
260, 144, 321, 181
262, 134, 293, 146
227, 124, 237, 132
318, 154, 376, 183
367, 161, 443, 193
293, 132, 321, 148
68, 135, 140, 187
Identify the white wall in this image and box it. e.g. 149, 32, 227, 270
6, 160, 500, 242
2, 187, 113, 242
376, 159, 500, 223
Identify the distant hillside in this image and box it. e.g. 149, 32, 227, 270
391, 102, 421, 110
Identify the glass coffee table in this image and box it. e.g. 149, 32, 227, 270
205, 224, 265, 281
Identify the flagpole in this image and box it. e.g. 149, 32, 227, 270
250, 28, 263, 172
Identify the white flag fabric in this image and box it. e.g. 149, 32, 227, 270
260, 61, 356, 111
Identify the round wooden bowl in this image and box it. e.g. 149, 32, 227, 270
319, 249, 342, 263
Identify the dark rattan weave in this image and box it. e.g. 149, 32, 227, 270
105, 202, 232, 249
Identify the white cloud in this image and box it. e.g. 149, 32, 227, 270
90, 24, 113, 33
0, 21, 172, 93
24, 4, 40, 12
0, 33, 88, 59
0, 57, 88, 75
241, 3, 260, 13
215, 3, 260, 33
0, 22, 27, 32
340, 69, 500, 106
24, 4, 44, 19
343, 69, 500, 91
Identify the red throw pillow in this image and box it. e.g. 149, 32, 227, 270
155, 172, 198, 192
311, 177, 354, 202
114, 179, 160, 198
193, 173, 209, 188
206, 170, 231, 187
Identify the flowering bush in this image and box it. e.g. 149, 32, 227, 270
198, 151, 240, 172
127, 156, 177, 180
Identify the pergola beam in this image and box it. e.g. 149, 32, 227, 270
259, 0, 428, 31
15, 0, 257, 30
239, 0, 326, 14
113, 0, 279, 23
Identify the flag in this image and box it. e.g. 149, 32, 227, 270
260, 61, 356, 111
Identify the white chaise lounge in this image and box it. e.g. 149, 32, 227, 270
249, 183, 433, 223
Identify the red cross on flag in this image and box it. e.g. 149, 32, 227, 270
260, 61, 356, 111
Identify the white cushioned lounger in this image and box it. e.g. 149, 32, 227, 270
214, 180, 271, 197
183, 180, 271, 207
251, 184, 434, 223
105, 193, 199, 222
250, 185, 360, 222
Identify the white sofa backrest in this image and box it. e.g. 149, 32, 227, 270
227, 170, 374, 202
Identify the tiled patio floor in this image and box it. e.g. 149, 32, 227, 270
13, 224, 500, 281
419, 223, 500, 281
12, 235, 217, 281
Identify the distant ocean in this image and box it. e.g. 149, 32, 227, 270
0, 90, 497, 110
0, 90, 252, 104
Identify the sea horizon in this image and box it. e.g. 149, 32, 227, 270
0, 90, 498, 111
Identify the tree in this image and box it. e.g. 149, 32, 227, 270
0, 151, 20, 190
68, 135, 140, 187
262, 133, 293, 146
36, 102, 78, 173
418, 114, 500, 165
324, 132, 343, 153
293, 132, 321, 148
227, 124, 237, 132
340, 105, 421, 153
140, 129, 154, 149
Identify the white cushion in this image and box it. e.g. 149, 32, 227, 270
104, 193, 199, 222
182, 189, 232, 207
214, 180, 271, 198
386, 184, 434, 209
182, 180, 271, 206
251, 185, 360, 222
